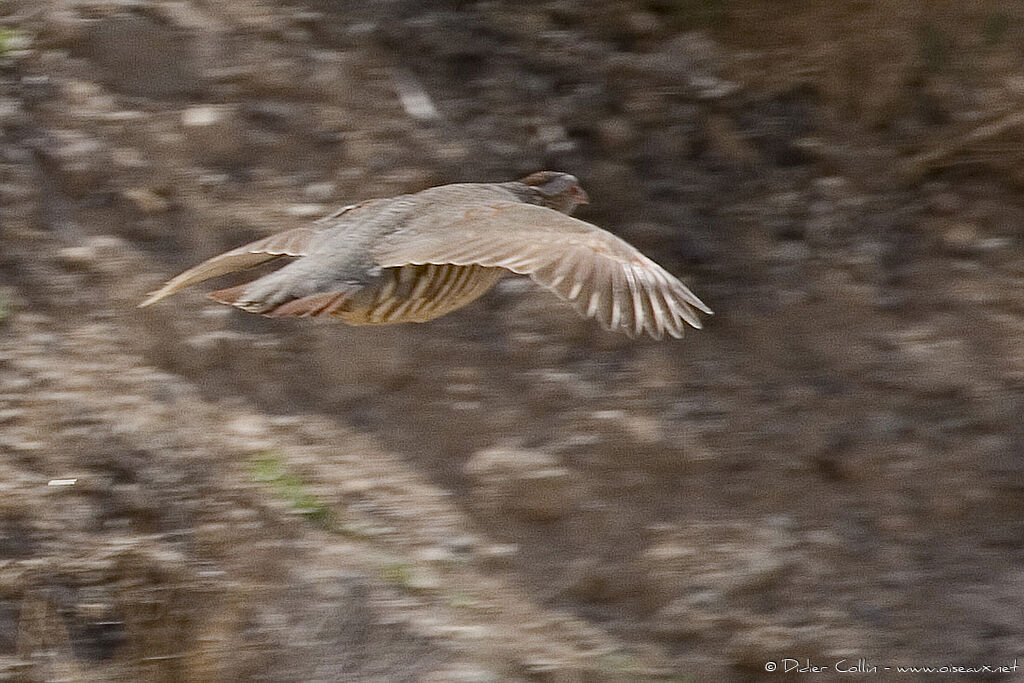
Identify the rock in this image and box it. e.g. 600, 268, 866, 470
927, 188, 962, 215
56, 245, 101, 272
420, 664, 500, 683
705, 114, 761, 165
184, 331, 255, 366
664, 32, 740, 100
562, 556, 616, 602
522, 660, 588, 683
497, 279, 607, 353
812, 175, 853, 203
303, 181, 336, 202
0, 97, 24, 128
122, 187, 170, 214
285, 203, 325, 218
55, 236, 132, 275
81, 13, 205, 97
181, 105, 247, 167
596, 116, 636, 153
652, 597, 722, 640
641, 521, 795, 610
626, 10, 662, 39
40, 9, 90, 49
37, 129, 110, 198
940, 221, 982, 255
474, 543, 519, 570
621, 88, 669, 127
728, 625, 810, 670
464, 448, 579, 521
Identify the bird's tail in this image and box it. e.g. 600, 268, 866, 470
138, 227, 316, 307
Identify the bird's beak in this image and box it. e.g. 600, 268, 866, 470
574, 186, 590, 206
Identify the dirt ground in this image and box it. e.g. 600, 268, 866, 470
2, 1, 1024, 681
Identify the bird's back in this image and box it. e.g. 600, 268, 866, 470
223, 183, 526, 317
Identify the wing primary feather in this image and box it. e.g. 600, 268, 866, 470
646, 277, 677, 338
646, 268, 701, 330
661, 267, 713, 314
566, 278, 583, 300
641, 276, 666, 339
624, 267, 647, 337
586, 289, 601, 318
647, 271, 685, 331
555, 258, 584, 300
666, 282, 704, 329
547, 258, 576, 290
678, 286, 713, 315
608, 267, 623, 331
364, 198, 711, 338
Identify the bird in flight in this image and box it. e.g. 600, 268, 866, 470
139, 172, 711, 339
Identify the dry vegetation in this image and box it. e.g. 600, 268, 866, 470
2, 0, 1024, 680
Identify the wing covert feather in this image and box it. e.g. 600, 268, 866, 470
375, 202, 711, 339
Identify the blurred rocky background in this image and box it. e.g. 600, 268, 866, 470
2, 0, 1024, 680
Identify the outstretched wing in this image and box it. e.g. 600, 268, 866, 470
138, 227, 317, 307
374, 202, 711, 339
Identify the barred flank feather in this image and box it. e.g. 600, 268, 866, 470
361, 265, 504, 325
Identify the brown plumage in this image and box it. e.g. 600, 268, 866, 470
139, 172, 711, 339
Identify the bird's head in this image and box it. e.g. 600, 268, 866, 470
518, 171, 589, 215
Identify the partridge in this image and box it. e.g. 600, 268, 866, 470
139, 172, 711, 339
